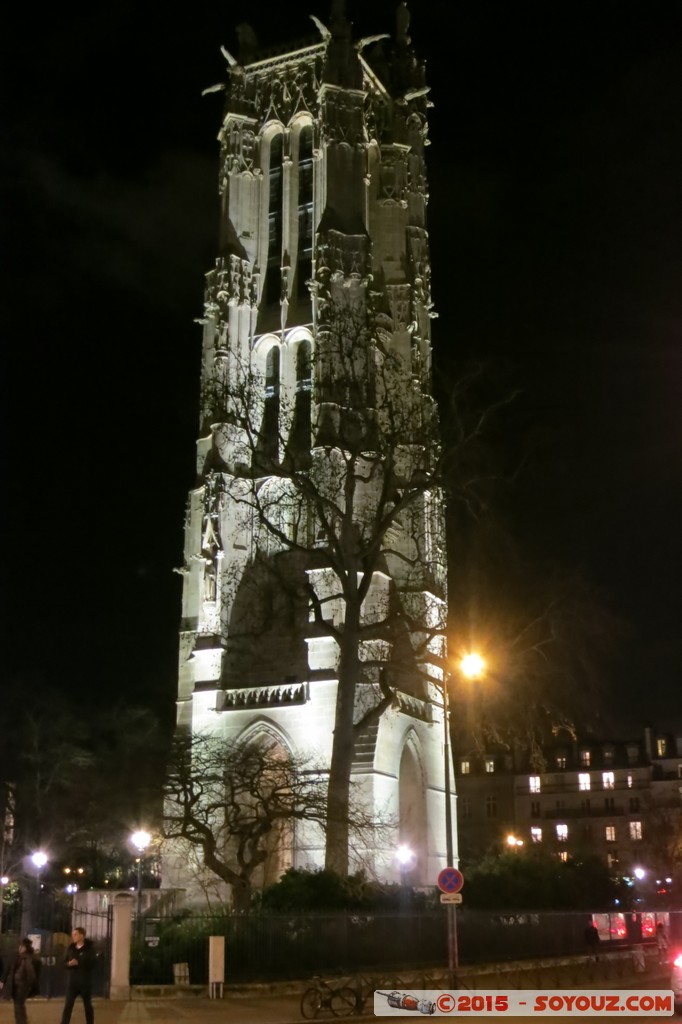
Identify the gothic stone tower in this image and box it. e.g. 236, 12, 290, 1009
173, 2, 455, 893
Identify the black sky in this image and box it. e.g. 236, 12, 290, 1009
2, 1, 681, 729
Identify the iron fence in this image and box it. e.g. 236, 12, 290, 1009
0, 896, 111, 998
129, 908, 681, 986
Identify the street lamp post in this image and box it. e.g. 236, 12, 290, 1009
442, 675, 458, 978
130, 830, 151, 924
442, 653, 485, 980
30, 851, 48, 930
0, 875, 8, 934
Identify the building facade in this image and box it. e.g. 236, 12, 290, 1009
169, 4, 454, 897
456, 726, 682, 881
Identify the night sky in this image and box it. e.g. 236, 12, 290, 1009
2, 1, 681, 732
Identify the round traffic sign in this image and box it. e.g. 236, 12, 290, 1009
437, 867, 464, 894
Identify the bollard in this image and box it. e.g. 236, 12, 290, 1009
209, 936, 225, 999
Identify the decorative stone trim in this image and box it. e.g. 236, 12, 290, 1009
218, 682, 308, 710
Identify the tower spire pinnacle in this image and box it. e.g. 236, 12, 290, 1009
322, 0, 362, 88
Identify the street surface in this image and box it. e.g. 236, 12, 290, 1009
0, 971, 674, 1024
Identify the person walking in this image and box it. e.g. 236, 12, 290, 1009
0, 937, 38, 1024
584, 921, 601, 963
657, 922, 670, 965
59, 927, 96, 1024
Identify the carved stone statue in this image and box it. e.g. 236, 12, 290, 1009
203, 560, 217, 603
396, 1, 411, 47
236, 23, 259, 64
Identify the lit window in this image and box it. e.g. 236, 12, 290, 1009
485, 759, 495, 773
629, 821, 642, 841
556, 756, 567, 769
460, 760, 470, 775
602, 772, 614, 790
605, 825, 616, 842
656, 738, 667, 757
579, 773, 591, 791
558, 851, 568, 862
580, 750, 591, 767
531, 827, 542, 843
556, 824, 568, 842
485, 795, 497, 818
627, 773, 633, 789
529, 775, 541, 793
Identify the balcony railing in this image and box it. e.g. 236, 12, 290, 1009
539, 806, 625, 819
515, 779, 650, 796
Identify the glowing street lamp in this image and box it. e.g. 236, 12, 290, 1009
30, 851, 48, 871
633, 866, 646, 881
460, 653, 486, 680
130, 830, 151, 920
396, 845, 415, 867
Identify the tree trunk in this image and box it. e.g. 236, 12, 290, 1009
230, 877, 252, 913
324, 604, 361, 875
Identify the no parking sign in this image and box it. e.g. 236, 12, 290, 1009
437, 866, 464, 894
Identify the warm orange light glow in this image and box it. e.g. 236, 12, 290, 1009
460, 653, 485, 679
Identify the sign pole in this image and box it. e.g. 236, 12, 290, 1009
452, 906, 459, 971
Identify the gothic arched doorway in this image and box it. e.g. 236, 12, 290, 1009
398, 736, 428, 885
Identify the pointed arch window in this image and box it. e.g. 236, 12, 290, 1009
259, 345, 280, 463
296, 127, 313, 300
287, 339, 312, 462
265, 133, 283, 306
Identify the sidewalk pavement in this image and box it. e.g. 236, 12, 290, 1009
1, 993, 309, 1024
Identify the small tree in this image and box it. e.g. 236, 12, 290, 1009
162, 731, 383, 910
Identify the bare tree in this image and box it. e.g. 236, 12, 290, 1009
197, 280, 483, 875
162, 731, 383, 909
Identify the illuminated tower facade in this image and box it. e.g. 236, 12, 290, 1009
172, 2, 455, 894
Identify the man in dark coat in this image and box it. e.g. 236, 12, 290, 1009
59, 927, 96, 1024
584, 920, 601, 962
0, 937, 38, 1024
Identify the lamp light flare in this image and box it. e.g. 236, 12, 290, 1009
130, 830, 152, 853
396, 844, 414, 866
31, 851, 48, 869
460, 653, 485, 679
633, 867, 646, 880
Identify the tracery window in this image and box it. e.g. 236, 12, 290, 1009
260, 345, 280, 462
265, 134, 283, 306
296, 126, 313, 300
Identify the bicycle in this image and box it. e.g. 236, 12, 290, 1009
300, 976, 358, 1018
